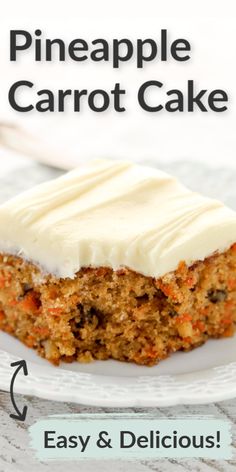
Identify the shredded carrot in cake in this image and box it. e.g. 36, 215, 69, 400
0, 245, 235, 367
47, 307, 63, 316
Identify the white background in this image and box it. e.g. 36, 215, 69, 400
0, 1, 236, 169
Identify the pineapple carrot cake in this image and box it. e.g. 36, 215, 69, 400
0, 159, 236, 366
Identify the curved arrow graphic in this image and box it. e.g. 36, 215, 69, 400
10, 360, 28, 421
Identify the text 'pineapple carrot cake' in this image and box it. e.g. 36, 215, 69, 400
0, 159, 236, 366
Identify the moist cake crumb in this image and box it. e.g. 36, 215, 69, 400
0, 244, 236, 366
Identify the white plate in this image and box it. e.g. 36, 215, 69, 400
1, 331, 236, 406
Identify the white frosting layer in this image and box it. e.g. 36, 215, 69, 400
0, 159, 236, 279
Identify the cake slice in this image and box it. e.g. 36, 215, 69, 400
0, 159, 236, 366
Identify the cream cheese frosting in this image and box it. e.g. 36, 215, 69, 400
1, 159, 236, 279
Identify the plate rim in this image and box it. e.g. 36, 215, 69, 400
1, 348, 236, 407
